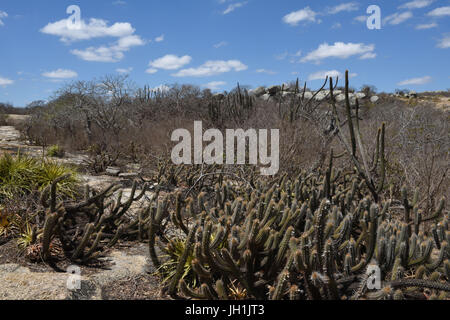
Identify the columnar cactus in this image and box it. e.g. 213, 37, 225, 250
150, 158, 449, 300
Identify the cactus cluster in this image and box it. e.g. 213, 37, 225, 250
37, 174, 152, 262
208, 84, 254, 127
149, 158, 449, 300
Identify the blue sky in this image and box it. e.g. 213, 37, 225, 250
0, 0, 449, 107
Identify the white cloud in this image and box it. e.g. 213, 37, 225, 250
399, 0, 434, 9
354, 15, 367, 23
145, 68, 158, 74
203, 81, 227, 90
437, 35, 450, 48
213, 41, 228, 48
72, 46, 124, 62
282, 7, 317, 26
71, 35, 145, 62
384, 11, 413, 25
223, 2, 247, 15
0, 10, 7, 26
332, 22, 342, 29
360, 52, 377, 59
255, 69, 277, 75
152, 84, 170, 92
308, 70, 342, 81
41, 16, 145, 62
0, 76, 14, 86
149, 54, 192, 70
327, 3, 359, 15
415, 22, 437, 29
113, 0, 127, 5
397, 76, 432, 85
155, 34, 164, 42
40, 18, 135, 42
301, 42, 376, 63
275, 52, 288, 60
172, 60, 247, 77
116, 67, 133, 74
427, 6, 450, 17
42, 69, 78, 79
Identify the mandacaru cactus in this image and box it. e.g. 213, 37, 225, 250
149, 155, 449, 300
37, 174, 152, 263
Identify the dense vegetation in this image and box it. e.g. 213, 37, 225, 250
0, 71, 448, 300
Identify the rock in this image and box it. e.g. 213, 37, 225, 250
252, 86, 266, 97
0, 264, 31, 274
370, 96, 380, 103
408, 91, 418, 98
314, 92, 327, 101
282, 91, 294, 98
91, 249, 150, 288
0, 267, 101, 300
106, 167, 121, 176
303, 91, 313, 99
118, 172, 139, 180
333, 90, 342, 95
355, 92, 366, 99
282, 83, 296, 92
213, 93, 225, 100
336, 94, 346, 102
260, 93, 271, 101
267, 85, 281, 96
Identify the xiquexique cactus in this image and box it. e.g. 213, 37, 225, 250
37, 174, 152, 263
149, 156, 449, 300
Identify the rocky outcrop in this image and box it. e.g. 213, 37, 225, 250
247, 85, 379, 104
0, 246, 152, 300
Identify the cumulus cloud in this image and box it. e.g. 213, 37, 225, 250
223, 2, 247, 15
145, 68, 158, 74
360, 52, 377, 59
155, 34, 164, 42
282, 7, 317, 26
116, 67, 133, 74
41, 16, 145, 62
308, 70, 342, 81
427, 6, 450, 17
256, 69, 277, 75
213, 41, 228, 48
71, 35, 145, 62
327, 2, 359, 15
383, 11, 413, 25
0, 10, 7, 26
397, 76, 432, 85
437, 35, 450, 48
0, 76, 14, 86
42, 69, 78, 79
149, 54, 192, 70
415, 22, 437, 29
354, 15, 367, 23
40, 18, 135, 42
399, 0, 434, 9
152, 84, 170, 92
172, 60, 247, 77
301, 42, 376, 63
203, 81, 227, 90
